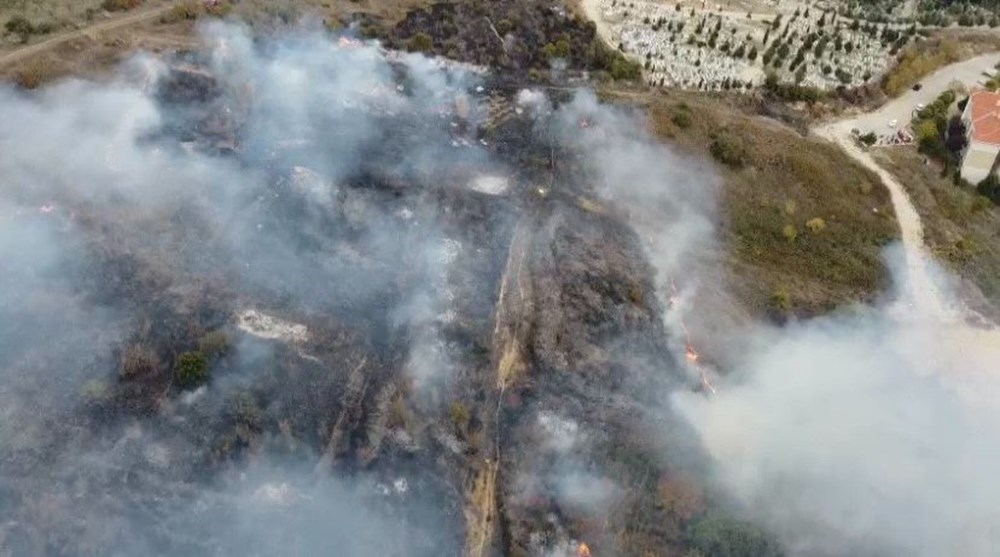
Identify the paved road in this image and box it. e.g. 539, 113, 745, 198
847, 52, 1000, 137
0, 2, 178, 68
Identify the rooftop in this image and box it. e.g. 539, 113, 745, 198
968, 90, 1000, 146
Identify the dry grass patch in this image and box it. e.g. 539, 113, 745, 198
647, 92, 899, 319
12, 55, 59, 88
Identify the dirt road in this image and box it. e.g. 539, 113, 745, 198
0, 2, 179, 68
816, 122, 951, 317
815, 52, 1000, 320
814, 57, 1000, 368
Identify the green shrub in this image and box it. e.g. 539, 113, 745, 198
33, 21, 56, 35
204, 0, 233, 18
541, 39, 572, 60
80, 379, 112, 404
228, 391, 263, 429
977, 174, 1000, 204
672, 109, 692, 129
710, 133, 748, 168
102, 0, 142, 12
859, 132, 877, 146
771, 287, 792, 313
782, 223, 798, 241
4, 16, 34, 42
688, 514, 784, 557
609, 57, 642, 81
175, 351, 209, 388
163, 1, 201, 22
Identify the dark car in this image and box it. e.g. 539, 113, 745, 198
912, 83, 923, 91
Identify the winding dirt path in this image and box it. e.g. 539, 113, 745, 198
814, 64, 1000, 370
0, 2, 179, 68
815, 122, 951, 318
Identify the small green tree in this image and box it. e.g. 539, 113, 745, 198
4, 15, 33, 43
175, 351, 209, 388
710, 133, 748, 168
672, 109, 692, 129
977, 174, 1000, 204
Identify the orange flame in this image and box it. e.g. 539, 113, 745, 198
577, 542, 592, 557
671, 280, 717, 395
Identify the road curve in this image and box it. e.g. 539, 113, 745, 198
815, 51, 1000, 322
813, 56, 1000, 377
0, 3, 179, 68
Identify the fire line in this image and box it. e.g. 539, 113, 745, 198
671, 280, 717, 395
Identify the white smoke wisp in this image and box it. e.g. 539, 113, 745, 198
547, 91, 724, 389
552, 91, 720, 278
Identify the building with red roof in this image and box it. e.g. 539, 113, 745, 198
960, 90, 1000, 184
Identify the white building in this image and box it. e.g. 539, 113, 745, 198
960, 90, 1000, 184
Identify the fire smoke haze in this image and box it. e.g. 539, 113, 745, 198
674, 251, 1000, 557
2, 18, 998, 557
539, 43, 1000, 557
0, 22, 495, 556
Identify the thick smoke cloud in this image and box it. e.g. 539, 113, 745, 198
672, 232, 1000, 555
0, 22, 495, 556
5, 14, 996, 557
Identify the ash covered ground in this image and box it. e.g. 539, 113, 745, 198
0, 23, 722, 557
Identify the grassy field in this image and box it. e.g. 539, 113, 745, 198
0, 0, 111, 36
642, 92, 900, 320
0, 0, 430, 87
874, 148, 1000, 318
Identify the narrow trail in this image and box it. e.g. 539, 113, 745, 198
0, 2, 179, 68
466, 216, 534, 557
814, 121, 1000, 373
815, 122, 951, 320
